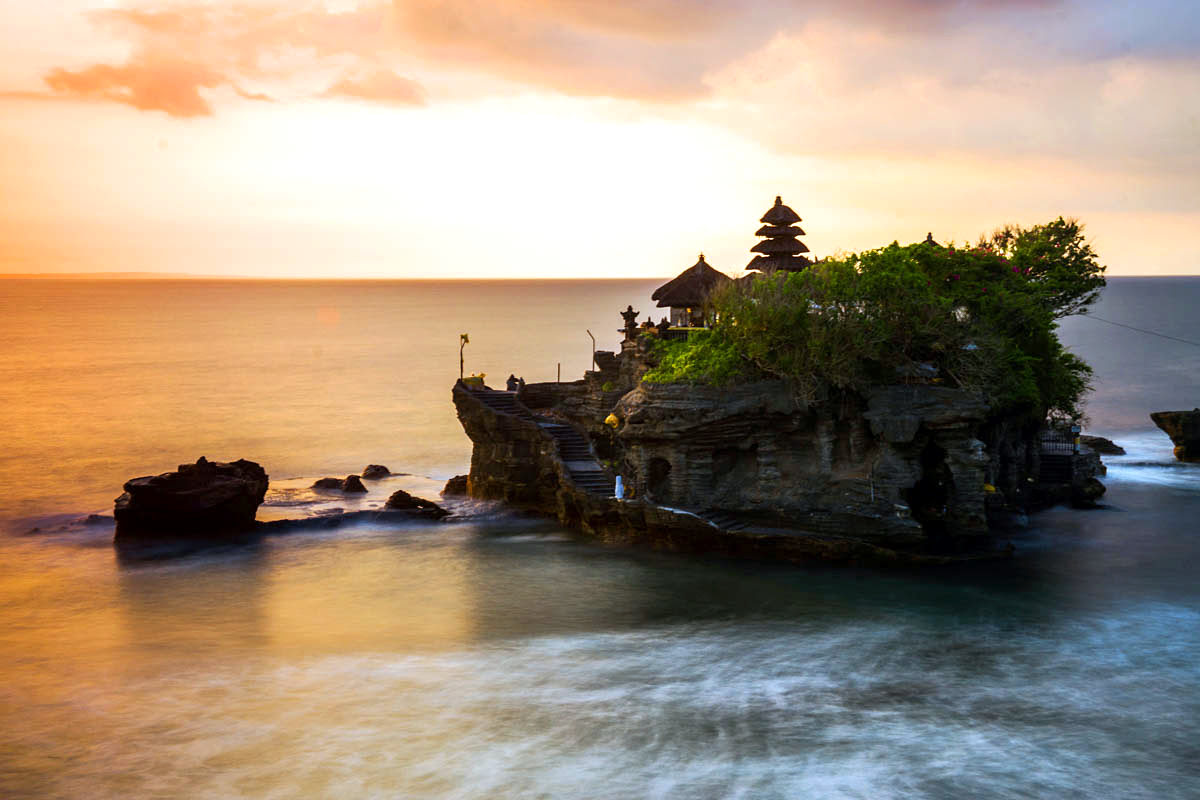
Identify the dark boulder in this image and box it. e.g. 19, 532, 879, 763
1150, 410, 1200, 461
384, 489, 448, 519
114, 457, 268, 538
313, 475, 368, 492
1080, 435, 1125, 455
1070, 476, 1106, 508
362, 464, 391, 480
442, 474, 469, 496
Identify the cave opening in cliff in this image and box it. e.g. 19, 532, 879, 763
647, 458, 672, 502
907, 440, 953, 539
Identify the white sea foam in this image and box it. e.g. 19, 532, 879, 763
1093, 430, 1200, 489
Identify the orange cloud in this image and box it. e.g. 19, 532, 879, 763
322, 70, 425, 105
41, 0, 1180, 125
44, 53, 225, 117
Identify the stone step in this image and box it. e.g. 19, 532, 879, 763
698, 511, 753, 532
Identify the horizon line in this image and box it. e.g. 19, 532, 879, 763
2, 271, 1196, 281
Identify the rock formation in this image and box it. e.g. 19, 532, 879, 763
1150, 410, 1200, 461
384, 489, 448, 519
1071, 476, 1107, 508
1080, 435, 1125, 455
442, 474, 469, 496
114, 457, 268, 538
454, 337, 1108, 564
313, 475, 368, 492
362, 464, 391, 480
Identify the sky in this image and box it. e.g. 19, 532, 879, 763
1, 0, 1197, 278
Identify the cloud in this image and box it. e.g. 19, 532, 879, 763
33, 0, 1200, 134
44, 53, 225, 117
703, 13, 1200, 180
322, 70, 425, 105
40, 2, 405, 116
40, 0, 1074, 117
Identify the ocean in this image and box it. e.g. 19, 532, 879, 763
1, 277, 1198, 798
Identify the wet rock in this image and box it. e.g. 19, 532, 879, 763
1071, 476, 1107, 508
1150, 410, 1200, 461
1080, 434, 1125, 455
384, 489, 448, 519
361, 464, 390, 480
442, 474, 469, 496
313, 475, 368, 492
114, 457, 268, 538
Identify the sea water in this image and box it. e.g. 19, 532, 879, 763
1, 277, 1198, 798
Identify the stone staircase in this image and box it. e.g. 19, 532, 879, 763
695, 509, 753, 532
471, 389, 614, 497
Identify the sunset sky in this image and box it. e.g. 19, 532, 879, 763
1, 1, 1197, 278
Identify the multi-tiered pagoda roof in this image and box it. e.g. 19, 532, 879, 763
747, 196, 811, 272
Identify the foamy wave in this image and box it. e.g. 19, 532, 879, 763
1093, 431, 1200, 489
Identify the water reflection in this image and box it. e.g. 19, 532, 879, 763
116, 538, 272, 659
1, 483, 1198, 798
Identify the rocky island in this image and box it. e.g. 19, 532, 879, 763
1150, 409, 1200, 461
454, 200, 1109, 565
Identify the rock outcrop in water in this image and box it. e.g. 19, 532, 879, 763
1080, 435, 1125, 455
1150, 410, 1200, 461
114, 457, 268, 538
313, 475, 368, 492
384, 489, 448, 519
442, 474, 469, 496
453, 338, 1107, 565
362, 464, 391, 480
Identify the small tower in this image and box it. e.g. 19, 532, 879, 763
747, 196, 811, 272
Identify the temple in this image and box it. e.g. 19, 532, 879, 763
650, 254, 732, 328
450, 194, 1106, 566
747, 196, 811, 273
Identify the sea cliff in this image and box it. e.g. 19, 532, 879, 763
452, 343, 1103, 565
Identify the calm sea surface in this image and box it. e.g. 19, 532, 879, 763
1, 277, 1198, 798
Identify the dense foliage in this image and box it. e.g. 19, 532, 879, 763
643, 217, 1105, 421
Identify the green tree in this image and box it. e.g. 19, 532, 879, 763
644, 217, 1105, 422
978, 217, 1106, 319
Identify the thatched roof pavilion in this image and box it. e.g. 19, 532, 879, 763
747, 196, 811, 272
652, 254, 732, 327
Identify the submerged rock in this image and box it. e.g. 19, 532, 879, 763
442, 474, 469, 496
313, 475, 368, 492
384, 489, 448, 519
1080, 434, 1125, 455
1150, 410, 1200, 461
362, 464, 391, 480
114, 457, 268, 538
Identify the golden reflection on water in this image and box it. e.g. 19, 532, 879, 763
0, 278, 662, 521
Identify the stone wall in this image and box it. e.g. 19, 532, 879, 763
452, 384, 564, 510
604, 381, 994, 550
